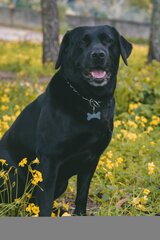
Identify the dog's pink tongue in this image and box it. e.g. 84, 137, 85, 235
90, 70, 106, 79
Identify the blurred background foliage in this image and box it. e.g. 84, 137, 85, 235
0, 0, 153, 21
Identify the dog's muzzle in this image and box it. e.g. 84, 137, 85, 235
82, 49, 111, 87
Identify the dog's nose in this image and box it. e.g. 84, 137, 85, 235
91, 50, 106, 60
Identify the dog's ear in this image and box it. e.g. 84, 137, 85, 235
55, 31, 70, 69
119, 35, 132, 65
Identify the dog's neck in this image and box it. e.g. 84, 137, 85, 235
62, 75, 115, 121
49, 71, 115, 121
64, 78, 103, 120
63, 76, 116, 104
65, 78, 101, 107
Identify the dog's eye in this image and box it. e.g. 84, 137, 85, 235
99, 33, 108, 45
99, 33, 114, 46
107, 38, 115, 45
80, 35, 91, 47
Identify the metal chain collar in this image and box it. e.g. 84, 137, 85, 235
65, 79, 101, 109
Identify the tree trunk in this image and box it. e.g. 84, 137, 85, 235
41, 0, 59, 64
148, 0, 160, 62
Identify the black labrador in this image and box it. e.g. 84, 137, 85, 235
0, 25, 132, 216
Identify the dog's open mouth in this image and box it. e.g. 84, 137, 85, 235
83, 69, 111, 87
90, 70, 107, 79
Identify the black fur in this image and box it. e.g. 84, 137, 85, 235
0, 25, 132, 216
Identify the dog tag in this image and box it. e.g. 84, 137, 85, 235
86, 99, 101, 121
87, 103, 101, 121
87, 111, 101, 121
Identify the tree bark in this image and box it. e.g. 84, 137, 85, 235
148, 0, 160, 62
41, 0, 59, 64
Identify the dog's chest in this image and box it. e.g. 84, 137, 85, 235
57, 120, 112, 179
62, 117, 112, 157
37, 96, 114, 162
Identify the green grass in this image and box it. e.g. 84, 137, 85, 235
0, 41, 160, 216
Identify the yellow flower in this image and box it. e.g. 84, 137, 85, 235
1, 121, 9, 131
135, 116, 140, 121
140, 116, 147, 123
150, 116, 160, 126
105, 171, 113, 180
129, 111, 134, 115
31, 170, 43, 185
4, 88, 10, 93
26, 203, 34, 213
126, 132, 137, 141
32, 158, 40, 165
115, 157, 124, 167
150, 141, 156, 146
114, 120, 121, 128
128, 102, 141, 114
1, 95, 10, 103
148, 162, 156, 175
146, 126, 153, 133
140, 196, 148, 205
1, 105, 9, 111
106, 151, 113, 159
62, 212, 71, 217
116, 133, 121, 139
15, 111, 20, 118
32, 206, 40, 215
25, 193, 32, 199
120, 129, 127, 136
2, 115, 11, 122
143, 189, 150, 195
18, 158, 27, 167
51, 212, 56, 217
132, 197, 140, 205
53, 201, 59, 209
26, 203, 40, 216
106, 159, 113, 169
127, 120, 137, 128
0, 170, 8, 180
15, 105, 20, 111
137, 204, 146, 211
100, 156, 106, 161
62, 202, 69, 211
31, 179, 40, 185
0, 159, 8, 166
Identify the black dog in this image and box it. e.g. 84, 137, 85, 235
0, 25, 132, 216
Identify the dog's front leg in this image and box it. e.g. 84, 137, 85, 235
35, 155, 60, 217
74, 158, 99, 216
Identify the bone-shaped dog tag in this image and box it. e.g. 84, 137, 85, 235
87, 111, 101, 121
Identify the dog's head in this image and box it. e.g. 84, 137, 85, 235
55, 25, 132, 97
